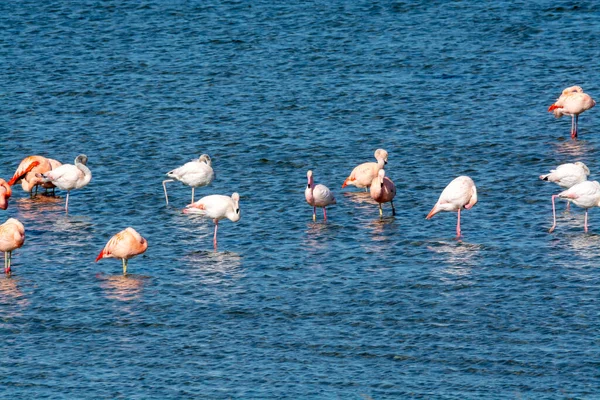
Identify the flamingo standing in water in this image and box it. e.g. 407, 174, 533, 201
0, 218, 25, 275
0, 180, 12, 210
163, 154, 214, 205
305, 170, 336, 222
8, 155, 54, 196
426, 176, 477, 238
549, 180, 600, 233
96, 227, 148, 275
184, 192, 240, 251
370, 169, 396, 217
548, 86, 595, 138
342, 149, 388, 191
39, 154, 92, 212
540, 162, 590, 211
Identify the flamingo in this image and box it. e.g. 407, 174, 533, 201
0, 179, 11, 210
549, 180, 600, 233
548, 86, 595, 138
8, 155, 54, 196
305, 170, 336, 222
370, 169, 396, 217
42, 158, 63, 195
342, 149, 388, 190
0, 218, 25, 275
184, 192, 240, 251
426, 176, 478, 238
39, 154, 92, 212
540, 162, 590, 211
95, 227, 148, 275
163, 154, 214, 205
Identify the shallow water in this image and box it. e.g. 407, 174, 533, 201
1, 1, 600, 398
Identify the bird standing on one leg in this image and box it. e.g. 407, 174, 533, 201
426, 176, 477, 238
184, 193, 241, 251
96, 227, 148, 275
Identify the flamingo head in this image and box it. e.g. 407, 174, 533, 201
199, 154, 211, 166
230, 192, 241, 222
375, 149, 388, 165
306, 170, 314, 188
378, 169, 386, 185
75, 154, 88, 165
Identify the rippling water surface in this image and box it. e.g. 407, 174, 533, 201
1, 1, 600, 398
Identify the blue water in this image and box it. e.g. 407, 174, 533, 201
1, 1, 600, 398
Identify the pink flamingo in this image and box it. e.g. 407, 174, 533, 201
426, 176, 477, 238
549, 180, 600, 233
305, 170, 336, 222
95, 227, 148, 275
8, 155, 53, 196
0, 179, 12, 210
184, 193, 240, 251
540, 162, 590, 211
0, 218, 25, 275
342, 149, 388, 190
370, 169, 396, 217
548, 86, 595, 138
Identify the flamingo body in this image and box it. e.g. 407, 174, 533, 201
370, 169, 396, 217
96, 227, 148, 275
163, 154, 214, 205
305, 170, 336, 221
0, 179, 12, 210
40, 154, 92, 212
184, 192, 240, 250
426, 176, 477, 238
540, 162, 590, 189
8, 155, 54, 193
342, 149, 388, 189
549, 86, 595, 138
549, 180, 600, 233
0, 218, 25, 274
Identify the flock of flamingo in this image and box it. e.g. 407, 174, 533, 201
0, 85, 596, 276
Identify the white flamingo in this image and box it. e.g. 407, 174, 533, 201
39, 154, 92, 212
163, 154, 214, 205
305, 170, 336, 222
540, 162, 590, 211
426, 176, 478, 238
184, 192, 240, 250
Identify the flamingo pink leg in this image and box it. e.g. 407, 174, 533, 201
323, 207, 327, 221
65, 191, 70, 213
549, 195, 558, 233
456, 209, 461, 238
584, 209, 588, 233
213, 219, 219, 250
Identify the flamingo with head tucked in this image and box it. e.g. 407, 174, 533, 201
426, 176, 477, 238
184, 192, 240, 251
370, 169, 396, 217
8, 155, 54, 196
0, 218, 25, 275
163, 154, 214, 205
540, 162, 590, 211
342, 149, 388, 191
96, 227, 148, 275
305, 170, 336, 222
548, 86, 595, 139
549, 180, 600, 233
0, 180, 11, 210
39, 154, 92, 212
